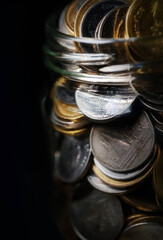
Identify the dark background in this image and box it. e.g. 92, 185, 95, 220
1, 1, 69, 239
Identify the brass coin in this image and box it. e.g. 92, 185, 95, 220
54, 99, 84, 122
53, 124, 89, 136
92, 146, 160, 189
65, 0, 78, 35
121, 177, 159, 212
125, 0, 163, 60
153, 149, 163, 203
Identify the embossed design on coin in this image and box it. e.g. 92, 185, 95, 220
75, 85, 136, 121
125, 0, 163, 59
70, 189, 124, 240
90, 111, 155, 172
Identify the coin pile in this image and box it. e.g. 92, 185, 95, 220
44, 0, 163, 239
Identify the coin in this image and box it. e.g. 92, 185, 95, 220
54, 99, 84, 121
90, 111, 155, 173
119, 220, 163, 240
53, 124, 89, 136
70, 188, 124, 240
93, 144, 157, 181
52, 78, 77, 105
75, 0, 127, 52
92, 154, 157, 189
51, 111, 89, 130
75, 85, 136, 121
125, 0, 163, 60
96, 6, 128, 39
87, 173, 128, 194
55, 135, 91, 182
65, 0, 78, 35
140, 98, 163, 112
122, 177, 159, 212
153, 150, 163, 207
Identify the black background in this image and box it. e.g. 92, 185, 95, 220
1, 0, 69, 239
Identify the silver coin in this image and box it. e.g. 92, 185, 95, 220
57, 5, 76, 51
55, 85, 76, 105
90, 111, 155, 173
70, 189, 124, 240
140, 98, 163, 112
55, 135, 91, 182
80, 0, 127, 38
78, 0, 128, 52
87, 173, 128, 194
75, 85, 137, 121
119, 221, 163, 240
96, 6, 128, 38
93, 145, 157, 181
51, 111, 89, 129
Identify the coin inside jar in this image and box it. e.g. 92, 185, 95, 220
90, 111, 155, 173
87, 173, 128, 194
125, 0, 163, 60
121, 177, 159, 212
153, 150, 163, 210
75, 85, 136, 122
55, 134, 91, 182
70, 188, 124, 240
119, 220, 163, 240
75, 0, 128, 52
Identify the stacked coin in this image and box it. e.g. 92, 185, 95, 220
44, 0, 163, 239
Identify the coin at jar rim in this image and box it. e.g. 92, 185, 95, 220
131, 74, 163, 105
96, 5, 128, 39
93, 144, 157, 181
55, 135, 91, 183
121, 177, 159, 212
70, 188, 124, 240
125, 0, 163, 60
153, 150, 163, 206
51, 111, 89, 130
75, 85, 137, 122
87, 173, 128, 194
90, 111, 155, 173
75, 0, 128, 52
54, 99, 84, 121
65, 0, 78, 35
119, 220, 163, 240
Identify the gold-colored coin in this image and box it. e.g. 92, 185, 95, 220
153, 149, 163, 202
125, 0, 163, 60
92, 147, 160, 189
121, 178, 159, 212
53, 124, 89, 136
113, 6, 128, 38
127, 215, 163, 228
65, 0, 78, 35
54, 99, 84, 122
